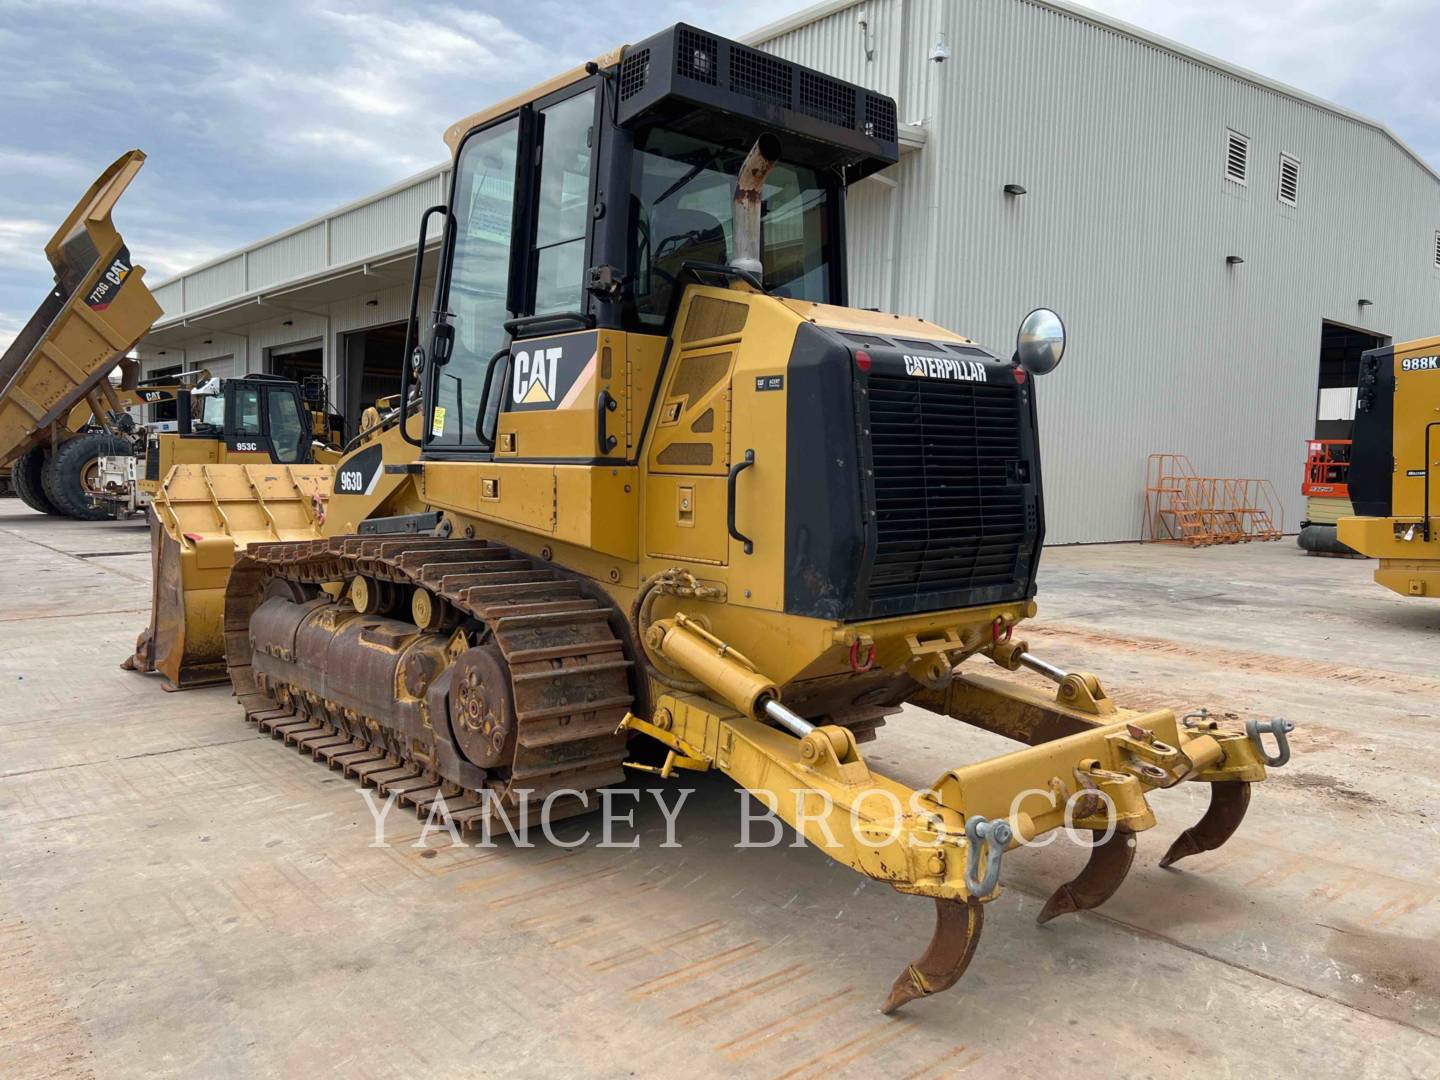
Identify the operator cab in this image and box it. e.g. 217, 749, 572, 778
407, 23, 899, 462
177, 373, 314, 464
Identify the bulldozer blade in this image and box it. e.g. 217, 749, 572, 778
1035, 827, 1136, 925
1159, 780, 1252, 869
879, 898, 984, 1015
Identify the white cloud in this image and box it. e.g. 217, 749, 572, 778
0, 218, 52, 269
0, 147, 87, 178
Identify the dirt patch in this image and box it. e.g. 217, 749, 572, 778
1270, 771, 1382, 807
1322, 921, 1440, 1019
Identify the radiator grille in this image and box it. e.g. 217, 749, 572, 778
866, 375, 1026, 604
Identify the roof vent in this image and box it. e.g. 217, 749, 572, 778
619, 48, 650, 101
1225, 129, 1249, 185
1278, 154, 1299, 206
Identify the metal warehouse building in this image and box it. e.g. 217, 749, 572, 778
136, 0, 1440, 543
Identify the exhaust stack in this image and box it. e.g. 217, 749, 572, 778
730, 133, 781, 277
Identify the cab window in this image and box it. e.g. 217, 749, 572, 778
532, 90, 595, 316
431, 117, 521, 449
196, 394, 225, 429
629, 128, 833, 325
266, 390, 306, 464
233, 387, 262, 435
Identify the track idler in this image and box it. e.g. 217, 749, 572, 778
881, 898, 985, 1015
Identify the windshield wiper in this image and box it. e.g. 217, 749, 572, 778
653, 151, 721, 205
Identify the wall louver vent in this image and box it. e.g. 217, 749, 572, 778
1278, 154, 1299, 206
1225, 129, 1249, 184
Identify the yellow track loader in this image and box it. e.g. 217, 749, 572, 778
1338, 335, 1440, 598
92, 372, 343, 519
144, 24, 1293, 1012
0, 150, 167, 520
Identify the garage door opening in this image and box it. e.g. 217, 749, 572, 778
268, 341, 323, 387
1315, 321, 1386, 441
341, 322, 406, 441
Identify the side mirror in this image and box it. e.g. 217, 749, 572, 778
1015, 308, 1066, 375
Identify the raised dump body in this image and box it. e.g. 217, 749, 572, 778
0, 150, 163, 518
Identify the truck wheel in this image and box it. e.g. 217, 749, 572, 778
11, 446, 61, 515
40, 433, 131, 520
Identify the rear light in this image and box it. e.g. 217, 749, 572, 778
1012, 366, 1027, 385
854, 350, 872, 373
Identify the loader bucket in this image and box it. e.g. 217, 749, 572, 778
126, 463, 332, 690
0, 150, 162, 468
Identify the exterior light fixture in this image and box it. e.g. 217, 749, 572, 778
1004, 184, 1027, 196
928, 33, 951, 63
202, 338, 212, 345
365, 299, 379, 307
1358, 298, 1373, 307
1226, 255, 1244, 265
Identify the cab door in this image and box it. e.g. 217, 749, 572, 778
492, 87, 615, 463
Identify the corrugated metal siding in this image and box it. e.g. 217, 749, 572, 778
331, 171, 449, 265
183, 256, 246, 311
149, 166, 450, 322
248, 223, 327, 289
150, 280, 183, 318
844, 175, 895, 310
765, 0, 1440, 542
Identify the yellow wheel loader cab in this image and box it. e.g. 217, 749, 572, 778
1338, 335, 1440, 598
149, 24, 1290, 1012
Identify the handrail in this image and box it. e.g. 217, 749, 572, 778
398, 204, 453, 448
1426, 423, 1439, 542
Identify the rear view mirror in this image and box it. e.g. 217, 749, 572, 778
1016, 308, 1066, 375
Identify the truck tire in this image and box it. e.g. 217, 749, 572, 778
11, 446, 61, 515
1296, 524, 1359, 556
40, 433, 130, 520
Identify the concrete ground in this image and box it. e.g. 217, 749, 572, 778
0, 500, 1436, 1080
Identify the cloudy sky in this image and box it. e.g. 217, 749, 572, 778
1, 0, 1437, 352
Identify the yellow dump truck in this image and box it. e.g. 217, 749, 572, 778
0, 150, 164, 520
1339, 334, 1440, 597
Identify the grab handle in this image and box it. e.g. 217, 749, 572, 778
597, 389, 618, 454
727, 449, 756, 555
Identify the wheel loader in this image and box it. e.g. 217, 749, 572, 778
0, 150, 173, 521
1338, 334, 1440, 597
138, 23, 1294, 1013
